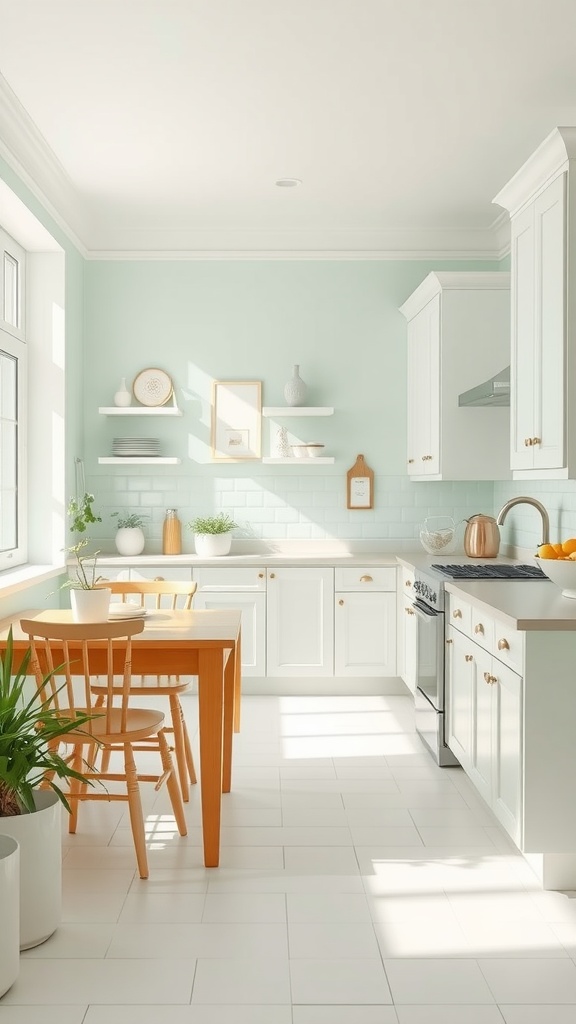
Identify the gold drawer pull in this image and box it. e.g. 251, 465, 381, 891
452, 609, 462, 619
408, 458, 415, 464
474, 623, 484, 635
269, 572, 276, 579
465, 654, 473, 662
498, 638, 510, 651
339, 599, 344, 606
445, 638, 453, 644
406, 607, 415, 616
532, 437, 541, 445
524, 437, 533, 447
360, 575, 373, 583
258, 572, 265, 579
405, 579, 412, 587
484, 672, 497, 685
422, 455, 433, 461
154, 576, 165, 581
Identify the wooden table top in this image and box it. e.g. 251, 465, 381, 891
0, 607, 242, 646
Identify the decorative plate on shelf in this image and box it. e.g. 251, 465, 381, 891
132, 368, 173, 407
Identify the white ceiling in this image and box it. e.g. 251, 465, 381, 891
1, 0, 576, 255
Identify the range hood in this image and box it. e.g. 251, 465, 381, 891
458, 365, 510, 407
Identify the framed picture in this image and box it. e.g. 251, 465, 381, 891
346, 454, 374, 509
211, 381, 262, 460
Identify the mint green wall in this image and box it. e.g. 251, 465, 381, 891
83, 258, 501, 552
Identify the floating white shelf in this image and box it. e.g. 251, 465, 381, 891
262, 406, 334, 417
262, 456, 335, 464
99, 406, 182, 416
98, 457, 181, 465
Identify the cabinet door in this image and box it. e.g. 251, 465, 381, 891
400, 596, 417, 693
446, 626, 473, 771
469, 644, 493, 806
266, 568, 334, 676
334, 591, 396, 676
492, 661, 523, 846
532, 173, 566, 471
407, 296, 440, 477
194, 591, 266, 677
510, 201, 537, 470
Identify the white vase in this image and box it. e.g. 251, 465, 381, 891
284, 364, 307, 407
194, 532, 232, 557
0, 835, 19, 993
114, 377, 132, 407
0, 790, 61, 949
276, 426, 292, 457
115, 527, 145, 556
70, 586, 111, 623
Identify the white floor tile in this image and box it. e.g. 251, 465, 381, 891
283, 846, 360, 875
395, 1008, 505, 1024
384, 958, 495, 1004
84, 1009, 292, 1024
0, 959, 195, 1005
290, 957, 392, 1004
105, 921, 289, 959
288, 920, 381, 958
477, 957, 576, 1002
0, 1010, 87, 1024
287, 892, 371, 923
192, 957, 290, 1004
20, 923, 115, 959
499, 1007, 576, 1023
293, 1007, 399, 1024
202, 892, 286, 922
118, 892, 207, 923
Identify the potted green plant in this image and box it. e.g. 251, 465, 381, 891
187, 512, 238, 557
111, 510, 148, 556
64, 494, 111, 622
0, 629, 95, 949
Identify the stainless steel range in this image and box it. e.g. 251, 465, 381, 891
411, 562, 546, 766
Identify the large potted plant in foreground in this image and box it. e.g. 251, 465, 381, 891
64, 493, 111, 622
187, 512, 238, 557
0, 630, 94, 948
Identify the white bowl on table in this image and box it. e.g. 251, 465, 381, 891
535, 556, 576, 598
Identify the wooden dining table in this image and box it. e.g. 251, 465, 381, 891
0, 606, 242, 868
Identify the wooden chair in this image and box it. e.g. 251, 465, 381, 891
93, 579, 198, 801
20, 617, 187, 880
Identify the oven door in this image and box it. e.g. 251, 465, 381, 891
412, 598, 444, 711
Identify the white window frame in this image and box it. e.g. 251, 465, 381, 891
0, 227, 27, 571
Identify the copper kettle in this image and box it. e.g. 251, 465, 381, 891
463, 514, 500, 558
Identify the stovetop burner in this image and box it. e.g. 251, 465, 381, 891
431, 563, 547, 580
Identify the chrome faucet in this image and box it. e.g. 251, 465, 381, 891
496, 496, 550, 546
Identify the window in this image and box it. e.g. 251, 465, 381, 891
0, 228, 26, 570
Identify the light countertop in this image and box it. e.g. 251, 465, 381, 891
95, 552, 399, 568
443, 579, 576, 631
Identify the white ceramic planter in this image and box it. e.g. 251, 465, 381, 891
0, 834, 20, 994
0, 789, 61, 949
70, 586, 111, 623
115, 527, 145, 556
194, 532, 232, 557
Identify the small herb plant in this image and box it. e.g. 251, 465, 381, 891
0, 628, 96, 817
64, 539, 104, 591
188, 513, 237, 535
67, 493, 102, 533
111, 511, 148, 530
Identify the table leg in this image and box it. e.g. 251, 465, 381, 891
233, 632, 241, 733
222, 643, 235, 794
198, 647, 225, 867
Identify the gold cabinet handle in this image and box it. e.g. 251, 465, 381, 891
422, 455, 433, 461
532, 437, 541, 445
406, 607, 415, 616
445, 638, 453, 644
405, 579, 412, 587
258, 572, 265, 579
497, 638, 510, 650
484, 672, 497, 684
408, 458, 415, 464
154, 576, 165, 581
452, 609, 462, 619
269, 572, 276, 579
360, 575, 373, 583
474, 623, 484, 635
524, 438, 533, 447
465, 654, 473, 662
338, 599, 344, 606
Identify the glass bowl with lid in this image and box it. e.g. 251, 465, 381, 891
419, 516, 456, 555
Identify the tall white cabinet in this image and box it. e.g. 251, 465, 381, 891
399, 272, 511, 481
494, 126, 576, 478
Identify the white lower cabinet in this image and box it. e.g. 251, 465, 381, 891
446, 620, 522, 847
194, 568, 266, 677
335, 591, 396, 676
266, 567, 334, 677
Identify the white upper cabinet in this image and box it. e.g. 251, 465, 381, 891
399, 272, 511, 481
493, 126, 576, 479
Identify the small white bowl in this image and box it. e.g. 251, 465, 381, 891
305, 443, 325, 457
291, 445, 310, 458
535, 556, 576, 598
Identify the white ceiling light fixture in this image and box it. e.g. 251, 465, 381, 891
275, 178, 302, 188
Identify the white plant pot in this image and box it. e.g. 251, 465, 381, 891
0, 834, 20, 994
0, 790, 61, 949
70, 586, 111, 623
115, 527, 145, 556
194, 532, 232, 557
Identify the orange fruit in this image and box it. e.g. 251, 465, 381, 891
562, 537, 576, 555
537, 543, 559, 559
553, 543, 565, 556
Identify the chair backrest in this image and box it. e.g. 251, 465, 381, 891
98, 579, 197, 611
19, 618, 145, 735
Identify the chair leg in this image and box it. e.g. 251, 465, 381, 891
178, 694, 197, 785
158, 729, 188, 837
168, 693, 192, 800
68, 746, 84, 834
124, 742, 149, 879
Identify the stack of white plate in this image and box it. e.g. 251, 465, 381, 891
112, 437, 161, 457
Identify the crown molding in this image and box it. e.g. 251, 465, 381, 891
0, 73, 87, 256
493, 126, 576, 217
86, 246, 503, 261
399, 270, 510, 320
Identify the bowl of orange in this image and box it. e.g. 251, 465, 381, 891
535, 537, 576, 598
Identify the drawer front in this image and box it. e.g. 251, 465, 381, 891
447, 594, 472, 636
195, 567, 267, 592
129, 567, 192, 582
335, 566, 396, 591
491, 623, 524, 675
400, 566, 415, 597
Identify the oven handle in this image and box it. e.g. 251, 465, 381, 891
411, 599, 443, 621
